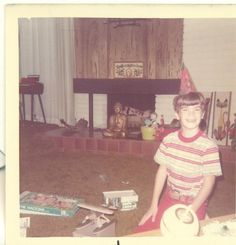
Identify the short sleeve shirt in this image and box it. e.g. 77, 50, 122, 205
154, 130, 222, 196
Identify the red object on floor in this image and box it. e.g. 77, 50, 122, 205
133, 188, 207, 234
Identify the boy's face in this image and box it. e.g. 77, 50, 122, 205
175, 104, 204, 131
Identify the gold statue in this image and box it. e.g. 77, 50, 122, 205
103, 102, 127, 138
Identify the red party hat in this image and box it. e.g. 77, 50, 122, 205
179, 63, 197, 94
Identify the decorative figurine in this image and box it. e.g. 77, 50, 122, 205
143, 112, 158, 128
160, 114, 165, 126
103, 102, 127, 138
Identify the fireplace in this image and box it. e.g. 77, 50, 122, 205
73, 78, 180, 135
107, 93, 156, 124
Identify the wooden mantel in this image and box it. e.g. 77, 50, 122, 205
73, 78, 180, 135
73, 78, 180, 94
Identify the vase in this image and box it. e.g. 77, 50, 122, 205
141, 126, 156, 140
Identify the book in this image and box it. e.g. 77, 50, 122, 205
20, 191, 83, 217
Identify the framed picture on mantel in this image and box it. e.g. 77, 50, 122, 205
113, 62, 144, 78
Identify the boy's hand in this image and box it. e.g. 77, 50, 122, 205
138, 206, 158, 226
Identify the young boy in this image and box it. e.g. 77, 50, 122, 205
135, 92, 222, 233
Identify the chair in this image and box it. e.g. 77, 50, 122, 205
19, 75, 46, 123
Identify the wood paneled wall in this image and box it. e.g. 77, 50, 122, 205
74, 18, 183, 79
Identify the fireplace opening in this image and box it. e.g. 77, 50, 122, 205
107, 94, 156, 130
73, 78, 181, 135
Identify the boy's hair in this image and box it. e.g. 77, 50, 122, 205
173, 92, 206, 113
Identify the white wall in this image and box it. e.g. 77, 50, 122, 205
183, 19, 236, 92
155, 95, 176, 124
74, 94, 107, 128
183, 19, 236, 141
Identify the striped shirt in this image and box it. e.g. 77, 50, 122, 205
154, 130, 222, 196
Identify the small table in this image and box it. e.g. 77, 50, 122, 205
20, 82, 46, 123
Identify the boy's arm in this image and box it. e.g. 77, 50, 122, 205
190, 175, 216, 212
150, 165, 168, 209
139, 164, 167, 225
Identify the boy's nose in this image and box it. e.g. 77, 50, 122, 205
187, 110, 195, 117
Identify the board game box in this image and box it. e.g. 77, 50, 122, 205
20, 191, 83, 217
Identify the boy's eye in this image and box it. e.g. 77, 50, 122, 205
181, 107, 188, 111
180, 105, 202, 113
194, 107, 201, 112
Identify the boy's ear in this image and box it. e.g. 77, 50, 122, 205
175, 112, 180, 120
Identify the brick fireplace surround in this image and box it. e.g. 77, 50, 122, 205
43, 128, 160, 158
42, 128, 236, 163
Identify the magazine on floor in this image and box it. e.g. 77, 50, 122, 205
20, 191, 83, 217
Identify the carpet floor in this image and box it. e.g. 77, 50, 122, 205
19, 122, 236, 237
